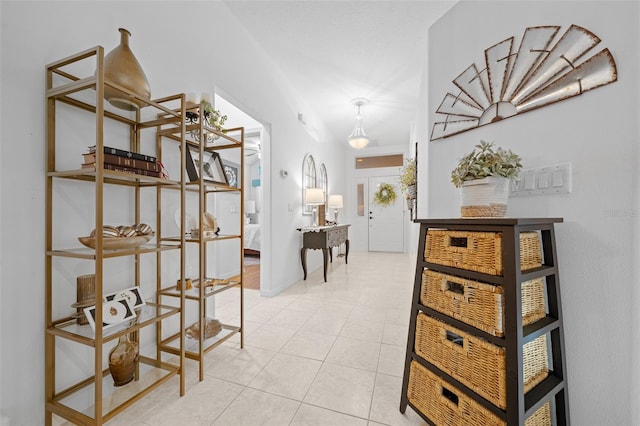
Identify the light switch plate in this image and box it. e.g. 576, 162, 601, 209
510, 163, 571, 197
537, 172, 549, 189
524, 173, 536, 190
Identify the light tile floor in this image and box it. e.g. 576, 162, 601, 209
55, 252, 427, 425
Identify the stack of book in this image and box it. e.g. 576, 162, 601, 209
82, 146, 162, 178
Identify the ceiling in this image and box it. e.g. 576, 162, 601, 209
223, 0, 456, 148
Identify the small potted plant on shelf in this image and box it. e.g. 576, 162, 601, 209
201, 100, 228, 132
398, 158, 417, 200
451, 141, 522, 217
185, 99, 228, 143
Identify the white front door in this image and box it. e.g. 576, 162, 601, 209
368, 176, 404, 252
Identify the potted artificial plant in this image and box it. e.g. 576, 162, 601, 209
398, 158, 417, 199
201, 100, 228, 131
398, 158, 417, 211
451, 141, 522, 217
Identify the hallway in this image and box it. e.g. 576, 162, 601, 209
56, 252, 425, 426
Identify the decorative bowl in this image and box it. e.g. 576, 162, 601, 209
185, 317, 222, 340
78, 233, 154, 250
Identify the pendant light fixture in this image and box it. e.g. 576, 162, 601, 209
348, 98, 370, 149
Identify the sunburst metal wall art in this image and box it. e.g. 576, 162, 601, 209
430, 25, 617, 141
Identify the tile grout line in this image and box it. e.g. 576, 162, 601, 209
367, 336, 385, 424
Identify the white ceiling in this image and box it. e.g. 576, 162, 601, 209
223, 0, 456, 148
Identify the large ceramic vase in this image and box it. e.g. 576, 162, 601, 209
103, 28, 151, 110
460, 177, 509, 217
108, 334, 139, 386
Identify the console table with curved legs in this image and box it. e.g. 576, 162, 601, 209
297, 224, 350, 282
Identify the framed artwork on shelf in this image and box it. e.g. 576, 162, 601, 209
104, 286, 145, 310
223, 161, 240, 188
83, 298, 137, 334
185, 146, 228, 185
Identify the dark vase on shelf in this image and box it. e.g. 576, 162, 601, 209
108, 334, 139, 386
103, 28, 151, 110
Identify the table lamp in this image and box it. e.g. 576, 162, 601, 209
305, 188, 325, 227
328, 194, 343, 224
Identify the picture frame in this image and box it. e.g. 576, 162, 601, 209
185, 146, 228, 185
83, 298, 137, 334
223, 161, 240, 188
104, 286, 145, 310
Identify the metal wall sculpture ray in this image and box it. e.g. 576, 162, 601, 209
430, 25, 617, 141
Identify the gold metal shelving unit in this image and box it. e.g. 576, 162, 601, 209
45, 46, 186, 425
157, 106, 245, 381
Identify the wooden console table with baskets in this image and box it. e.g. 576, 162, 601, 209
400, 218, 569, 425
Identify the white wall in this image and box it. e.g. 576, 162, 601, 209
420, 2, 639, 424
0, 1, 346, 423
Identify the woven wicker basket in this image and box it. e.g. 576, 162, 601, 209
425, 230, 542, 276
421, 270, 546, 337
414, 313, 549, 409
407, 360, 551, 426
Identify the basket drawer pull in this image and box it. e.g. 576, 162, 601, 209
443, 279, 469, 301
443, 329, 466, 353
438, 384, 461, 411
442, 278, 473, 303
446, 280, 464, 295
444, 235, 477, 253
449, 237, 467, 248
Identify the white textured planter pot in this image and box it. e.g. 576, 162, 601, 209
407, 184, 417, 199
460, 177, 510, 217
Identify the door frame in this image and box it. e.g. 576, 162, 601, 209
214, 91, 271, 295
346, 147, 410, 253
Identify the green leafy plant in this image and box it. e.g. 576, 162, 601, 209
398, 158, 416, 193
451, 141, 522, 188
201, 100, 228, 129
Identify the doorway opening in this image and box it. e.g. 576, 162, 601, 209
214, 94, 264, 291
350, 154, 408, 253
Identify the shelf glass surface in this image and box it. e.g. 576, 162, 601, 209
49, 168, 181, 187
48, 243, 180, 259
161, 324, 240, 359
51, 357, 178, 421
163, 234, 241, 243
160, 279, 240, 300
49, 303, 179, 344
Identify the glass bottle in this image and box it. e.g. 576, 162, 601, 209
108, 333, 139, 386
